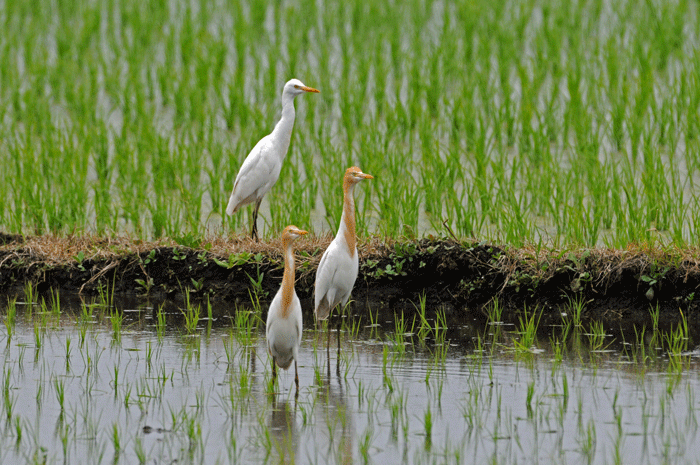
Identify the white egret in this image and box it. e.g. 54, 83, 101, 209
314, 166, 373, 355
226, 79, 320, 241
266, 225, 308, 392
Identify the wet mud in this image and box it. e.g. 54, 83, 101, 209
1, 235, 700, 326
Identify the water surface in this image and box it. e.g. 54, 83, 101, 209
0, 296, 699, 464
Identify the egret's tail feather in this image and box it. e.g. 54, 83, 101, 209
225, 194, 238, 216
314, 300, 331, 321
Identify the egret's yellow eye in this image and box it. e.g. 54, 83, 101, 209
294, 85, 300, 89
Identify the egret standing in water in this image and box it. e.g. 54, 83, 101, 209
267, 225, 308, 393
226, 79, 320, 240
314, 166, 373, 357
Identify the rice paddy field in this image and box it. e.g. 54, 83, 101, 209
3, 0, 700, 463
0, 293, 698, 464
0, 0, 699, 246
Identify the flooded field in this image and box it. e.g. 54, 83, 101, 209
0, 293, 699, 464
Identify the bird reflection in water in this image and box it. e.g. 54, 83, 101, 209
266, 363, 354, 464
268, 394, 300, 463
311, 366, 354, 464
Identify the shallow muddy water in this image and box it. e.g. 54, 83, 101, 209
0, 295, 699, 464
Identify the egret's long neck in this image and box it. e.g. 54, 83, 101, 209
338, 181, 357, 257
280, 238, 296, 318
270, 93, 297, 157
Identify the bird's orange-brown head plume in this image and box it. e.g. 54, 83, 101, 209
282, 224, 308, 240
343, 166, 373, 188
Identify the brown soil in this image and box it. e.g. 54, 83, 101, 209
1, 234, 700, 326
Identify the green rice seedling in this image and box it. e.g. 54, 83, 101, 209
123, 383, 132, 409
551, 337, 564, 367
234, 304, 260, 347
146, 341, 153, 369
587, 321, 609, 352
112, 366, 119, 398
80, 300, 95, 322
526, 381, 535, 419
111, 422, 121, 455
134, 436, 145, 464
648, 304, 662, 349
434, 307, 448, 347
22, 282, 36, 310
64, 337, 71, 372
359, 426, 374, 464
14, 415, 22, 445
513, 306, 543, 353
412, 293, 432, 344
78, 319, 88, 348
627, 325, 651, 367
382, 345, 394, 393
205, 296, 213, 321
423, 403, 433, 447
577, 417, 597, 461
3, 369, 15, 421
110, 307, 123, 343
4, 0, 700, 246
392, 312, 414, 356
37, 297, 49, 321
222, 331, 237, 367
485, 298, 503, 326
560, 313, 574, 345
665, 310, 689, 374
155, 303, 166, 340
348, 316, 362, 341
97, 279, 116, 310
431, 339, 450, 372
48, 288, 61, 316
366, 307, 380, 340
53, 376, 65, 412
181, 292, 201, 334
17, 345, 25, 373
4, 297, 17, 340
565, 293, 587, 328
33, 321, 43, 351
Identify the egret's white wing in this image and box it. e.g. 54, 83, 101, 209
314, 238, 357, 320
226, 135, 280, 214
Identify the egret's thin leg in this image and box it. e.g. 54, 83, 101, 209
294, 360, 299, 397
251, 198, 262, 241
326, 319, 331, 356
336, 313, 341, 375
271, 359, 277, 385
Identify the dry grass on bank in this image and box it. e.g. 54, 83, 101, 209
3, 234, 700, 291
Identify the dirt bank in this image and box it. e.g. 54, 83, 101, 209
1, 234, 699, 325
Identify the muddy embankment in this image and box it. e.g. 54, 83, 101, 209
1, 232, 700, 327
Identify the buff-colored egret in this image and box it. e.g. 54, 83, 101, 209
267, 225, 308, 393
226, 79, 320, 241
314, 167, 373, 357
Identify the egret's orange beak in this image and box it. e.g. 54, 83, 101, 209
301, 86, 320, 93
298, 229, 308, 235
362, 173, 374, 179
